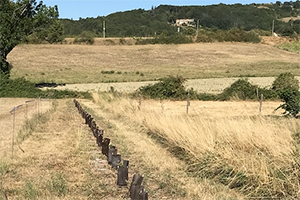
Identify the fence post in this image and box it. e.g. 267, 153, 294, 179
37, 97, 40, 118
25, 103, 28, 121
259, 94, 263, 114
11, 109, 15, 159
160, 99, 164, 113
138, 94, 142, 110
186, 92, 190, 114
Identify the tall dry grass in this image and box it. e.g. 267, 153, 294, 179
94, 92, 300, 198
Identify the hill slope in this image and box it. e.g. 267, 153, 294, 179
61, 2, 300, 37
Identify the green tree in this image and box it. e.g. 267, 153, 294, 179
73, 31, 95, 45
138, 76, 187, 100
0, 0, 63, 76
30, 4, 64, 43
272, 72, 299, 91
276, 88, 300, 117
273, 73, 300, 117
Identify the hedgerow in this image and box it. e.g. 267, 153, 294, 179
0, 76, 91, 99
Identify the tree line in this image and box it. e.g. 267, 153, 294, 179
61, 1, 300, 38
0, 0, 64, 77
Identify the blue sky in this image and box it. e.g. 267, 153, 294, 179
42, 0, 275, 19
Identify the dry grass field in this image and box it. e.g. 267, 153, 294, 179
7, 42, 300, 84
0, 98, 243, 199
2, 40, 300, 199
1, 94, 299, 199
0, 98, 52, 159
0, 99, 132, 199
86, 93, 300, 199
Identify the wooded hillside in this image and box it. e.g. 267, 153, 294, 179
60, 1, 300, 37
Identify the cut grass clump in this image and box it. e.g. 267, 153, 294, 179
101, 70, 115, 74
277, 41, 300, 53
22, 180, 39, 200
0, 161, 9, 176
47, 172, 68, 197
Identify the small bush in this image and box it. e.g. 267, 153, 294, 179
0, 161, 9, 175
73, 31, 95, 45
101, 70, 115, 74
275, 88, 300, 117
196, 93, 218, 101
196, 28, 261, 43
23, 181, 39, 200
136, 32, 193, 45
277, 42, 300, 53
218, 79, 258, 101
0, 77, 91, 99
272, 72, 299, 91
196, 32, 215, 43
138, 76, 187, 100
47, 172, 68, 197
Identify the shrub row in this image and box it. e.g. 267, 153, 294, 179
136, 32, 193, 45
0, 76, 91, 99
136, 73, 300, 116
196, 27, 261, 43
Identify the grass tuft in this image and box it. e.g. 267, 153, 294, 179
47, 172, 68, 197
22, 180, 39, 200
277, 41, 300, 53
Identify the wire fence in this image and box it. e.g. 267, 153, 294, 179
74, 99, 148, 200
0, 98, 52, 159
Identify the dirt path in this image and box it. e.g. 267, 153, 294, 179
79, 97, 243, 199
53, 76, 300, 94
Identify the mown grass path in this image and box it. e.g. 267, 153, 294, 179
1, 99, 128, 199
79, 98, 243, 199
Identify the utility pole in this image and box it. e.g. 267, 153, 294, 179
103, 20, 106, 38
196, 20, 199, 36
272, 20, 275, 36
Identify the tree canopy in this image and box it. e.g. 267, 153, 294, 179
61, 1, 300, 38
0, 0, 63, 76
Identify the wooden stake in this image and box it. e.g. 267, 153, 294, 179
11, 109, 15, 159
259, 94, 263, 114
138, 94, 142, 110
186, 92, 190, 114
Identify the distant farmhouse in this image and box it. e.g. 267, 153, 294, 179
175, 19, 195, 26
